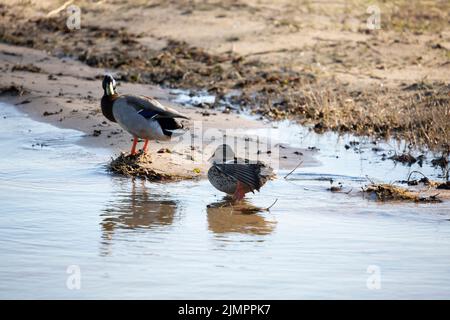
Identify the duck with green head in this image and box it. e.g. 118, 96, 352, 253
101, 74, 189, 155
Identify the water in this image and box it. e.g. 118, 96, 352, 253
0, 102, 449, 299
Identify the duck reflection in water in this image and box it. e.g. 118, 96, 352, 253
206, 198, 277, 236
100, 179, 178, 252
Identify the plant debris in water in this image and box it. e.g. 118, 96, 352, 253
109, 151, 174, 181
42, 108, 63, 116
0, 84, 26, 96
389, 153, 418, 165
437, 181, 450, 190
362, 183, 441, 203
431, 155, 449, 168
11, 63, 41, 73
397, 171, 441, 187
399, 176, 435, 186
328, 186, 343, 192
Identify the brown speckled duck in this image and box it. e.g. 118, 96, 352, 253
208, 144, 275, 201
101, 74, 189, 155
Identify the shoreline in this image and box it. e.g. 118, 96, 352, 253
0, 43, 318, 180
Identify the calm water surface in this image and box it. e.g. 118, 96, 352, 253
0, 102, 449, 299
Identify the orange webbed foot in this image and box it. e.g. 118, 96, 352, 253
232, 181, 246, 202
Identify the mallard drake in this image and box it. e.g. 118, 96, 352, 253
207, 144, 275, 201
101, 74, 189, 155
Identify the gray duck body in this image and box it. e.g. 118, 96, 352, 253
208, 159, 274, 196
101, 75, 188, 141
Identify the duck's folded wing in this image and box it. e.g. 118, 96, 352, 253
214, 163, 262, 191
124, 95, 189, 119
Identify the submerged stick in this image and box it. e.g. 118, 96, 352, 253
264, 199, 278, 211
284, 160, 303, 180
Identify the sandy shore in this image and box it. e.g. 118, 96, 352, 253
0, 43, 318, 179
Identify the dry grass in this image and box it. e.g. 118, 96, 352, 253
254, 81, 450, 151
380, 0, 450, 33
109, 151, 180, 181
362, 183, 441, 202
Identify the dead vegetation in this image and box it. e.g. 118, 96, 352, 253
260, 82, 450, 151
437, 181, 450, 190
109, 151, 182, 181
363, 169, 449, 202
389, 153, 420, 166
382, 0, 450, 33
432, 155, 449, 169
0, 84, 26, 96
11, 63, 42, 73
397, 170, 441, 186
362, 183, 441, 203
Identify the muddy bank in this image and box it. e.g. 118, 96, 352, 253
0, 1, 449, 152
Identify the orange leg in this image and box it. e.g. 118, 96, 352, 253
142, 139, 149, 153
130, 136, 138, 155
232, 181, 246, 202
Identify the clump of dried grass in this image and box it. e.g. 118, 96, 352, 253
0, 84, 26, 96
362, 183, 441, 203
109, 151, 173, 181
389, 153, 418, 165
437, 181, 450, 190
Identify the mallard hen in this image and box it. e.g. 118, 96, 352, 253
208, 144, 275, 201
